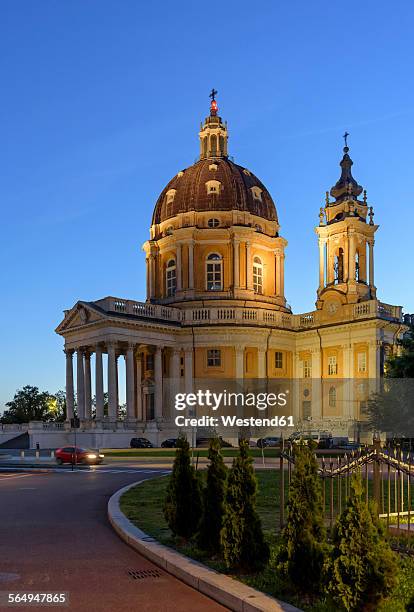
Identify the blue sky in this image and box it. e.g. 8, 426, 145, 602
1, 1, 413, 410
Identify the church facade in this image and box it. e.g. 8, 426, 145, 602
55, 96, 405, 447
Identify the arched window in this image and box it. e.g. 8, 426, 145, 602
253, 256, 263, 294
206, 253, 223, 291
334, 248, 344, 283
210, 134, 217, 156
355, 251, 360, 281
166, 259, 176, 297
329, 386, 336, 408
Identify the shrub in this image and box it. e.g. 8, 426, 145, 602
277, 442, 327, 596
221, 439, 269, 571
163, 435, 202, 539
328, 472, 398, 611
197, 437, 227, 554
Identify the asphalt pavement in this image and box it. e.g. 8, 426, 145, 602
0, 469, 226, 612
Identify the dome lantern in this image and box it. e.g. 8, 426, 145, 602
199, 89, 229, 159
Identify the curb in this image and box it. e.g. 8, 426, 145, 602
108, 480, 302, 612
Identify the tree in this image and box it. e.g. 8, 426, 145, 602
221, 439, 269, 571
328, 473, 398, 611
163, 435, 202, 539
385, 327, 414, 378
197, 437, 227, 554
277, 442, 327, 596
1, 386, 54, 423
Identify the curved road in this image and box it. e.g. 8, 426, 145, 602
0, 469, 226, 611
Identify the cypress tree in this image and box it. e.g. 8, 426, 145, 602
163, 435, 202, 539
328, 472, 398, 611
221, 439, 269, 571
197, 437, 227, 554
277, 442, 326, 596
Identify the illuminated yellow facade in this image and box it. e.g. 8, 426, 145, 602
56, 97, 406, 444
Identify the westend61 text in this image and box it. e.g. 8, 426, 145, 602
175, 415, 294, 428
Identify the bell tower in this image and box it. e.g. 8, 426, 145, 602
315, 136, 378, 310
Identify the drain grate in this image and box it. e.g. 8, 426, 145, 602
127, 568, 163, 580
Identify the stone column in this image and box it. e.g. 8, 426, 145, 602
184, 348, 193, 394
311, 350, 322, 420
257, 347, 266, 378
246, 242, 253, 290
369, 239, 375, 288
148, 254, 156, 299
349, 232, 356, 281
95, 345, 104, 420
76, 349, 85, 420
136, 352, 143, 421
274, 249, 283, 297
64, 349, 75, 421
154, 346, 163, 420
176, 244, 182, 291
107, 343, 118, 421
233, 238, 240, 289
318, 239, 325, 290
170, 349, 181, 417
235, 344, 244, 380
125, 343, 136, 422
84, 350, 92, 421
280, 253, 285, 298
188, 241, 194, 290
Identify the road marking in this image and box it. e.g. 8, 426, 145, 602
0, 473, 33, 481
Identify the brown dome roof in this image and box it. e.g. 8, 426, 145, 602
152, 157, 278, 225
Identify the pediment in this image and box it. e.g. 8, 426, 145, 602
55, 302, 106, 334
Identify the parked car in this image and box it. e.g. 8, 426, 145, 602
196, 436, 232, 448
289, 430, 332, 446
130, 437, 153, 448
55, 446, 104, 465
256, 436, 281, 448
161, 438, 178, 448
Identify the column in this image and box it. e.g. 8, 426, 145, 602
318, 239, 325, 290
146, 257, 151, 299
170, 349, 181, 417
148, 254, 156, 299
233, 238, 240, 289
188, 241, 194, 290
257, 347, 266, 378
84, 350, 92, 420
311, 349, 322, 420
136, 352, 143, 421
342, 344, 354, 420
280, 253, 285, 297
95, 345, 104, 420
64, 349, 75, 421
369, 239, 375, 288
107, 343, 118, 421
154, 346, 163, 420
235, 344, 244, 379
184, 348, 193, 394
176, 244, 182, 291
125, 343, 136, 422
76, 349, 85, 420
349, 232, 356, 281
246, 242, 253, 290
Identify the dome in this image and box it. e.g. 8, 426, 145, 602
152, 157, 278, 225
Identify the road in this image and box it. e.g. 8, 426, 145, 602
0, 469, 226, 612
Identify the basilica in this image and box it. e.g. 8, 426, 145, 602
54, 95, 405, 447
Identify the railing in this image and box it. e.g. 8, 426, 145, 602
93, 297, 403, 331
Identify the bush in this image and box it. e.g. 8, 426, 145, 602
163, 435, 202, 539
328, 472, 398, 611
221, 439, 269, 571
277, 442, 327, 596
197, 437, 227, 554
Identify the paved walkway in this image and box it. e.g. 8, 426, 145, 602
0, 469, 226, 611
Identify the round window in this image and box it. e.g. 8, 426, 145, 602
208, 218, 220, 228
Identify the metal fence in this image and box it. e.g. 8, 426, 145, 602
279, 438, 414, 538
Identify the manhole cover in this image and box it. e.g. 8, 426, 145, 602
0, 573, 20, 583
127, 569, 162, 580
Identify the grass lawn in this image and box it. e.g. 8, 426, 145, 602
120, 471, 414, 611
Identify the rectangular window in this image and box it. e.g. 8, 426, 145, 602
328, 355, 337, 376
146, 354, 154, 371
206, 262, 222, 290
275, 351, 283, 369
207, 349, 221, 367
357, 352, 367, 373
303, 359, 312, 378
